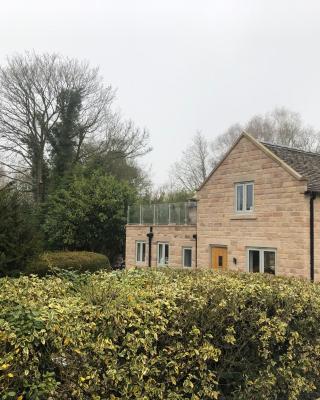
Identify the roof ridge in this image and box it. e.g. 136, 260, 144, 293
261, 141, 320, 157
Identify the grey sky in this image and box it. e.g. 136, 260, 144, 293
1, 0, 320, 184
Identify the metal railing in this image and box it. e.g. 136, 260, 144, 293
127, 201, 197, 225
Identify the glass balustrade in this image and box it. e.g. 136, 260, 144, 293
127, 201, 197, 225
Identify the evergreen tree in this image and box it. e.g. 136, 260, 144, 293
0, 185, 41, 275
43, 171, 136, 262
48, 89, 82, 186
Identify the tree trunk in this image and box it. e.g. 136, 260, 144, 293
32, 145, 45, 204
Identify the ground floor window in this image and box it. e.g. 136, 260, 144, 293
136, 241, 146, 263
183, 247, 192, 267
247, 248, 276, 274
158, 243, 169, 266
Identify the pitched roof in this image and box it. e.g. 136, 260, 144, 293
197, 132, 304, 191
261, 142, 320, 192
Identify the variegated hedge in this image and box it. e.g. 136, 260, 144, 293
1, 269, 320, 399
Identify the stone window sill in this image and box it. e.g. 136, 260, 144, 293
230, 215, 257, 221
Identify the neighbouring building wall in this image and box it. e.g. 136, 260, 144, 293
125, 225, 196, 268
197, 135, 311, 279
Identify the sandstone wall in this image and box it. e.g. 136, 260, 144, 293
125, 225, 196, 268
196, 135, 310, 279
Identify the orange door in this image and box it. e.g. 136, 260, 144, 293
211, 247, 228, 271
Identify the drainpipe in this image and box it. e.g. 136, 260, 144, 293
193, 234, 197, 268
147, 227, 154, 267
310, 192, 316, 282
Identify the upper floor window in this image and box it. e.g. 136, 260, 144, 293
235, 182, 254, 212
136, 241, 146, 263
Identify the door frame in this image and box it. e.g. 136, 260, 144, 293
209, 244, 228, 270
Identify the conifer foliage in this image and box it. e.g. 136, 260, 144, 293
0, 185, 41, 275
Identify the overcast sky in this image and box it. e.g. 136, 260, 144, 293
1, 0, 320, 184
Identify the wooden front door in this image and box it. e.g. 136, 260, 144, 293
211, 247, 228, 271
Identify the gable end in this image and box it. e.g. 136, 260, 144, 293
197, 132, 306, 192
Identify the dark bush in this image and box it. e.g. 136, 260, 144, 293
0, 186, 42, 276
26, 251, 110, 276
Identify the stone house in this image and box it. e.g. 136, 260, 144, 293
126, 132, 320, 281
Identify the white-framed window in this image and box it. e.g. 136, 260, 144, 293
136, 241, 146, 263
235, 182, 254, 212
157, 243, 169, 266
182, 247, 192, 268
247, 248, 276, 275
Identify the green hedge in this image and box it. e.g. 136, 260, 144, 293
26, 251, 110, 276
1, 269, 320, 399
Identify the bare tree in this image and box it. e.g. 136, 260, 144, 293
169, 107, 320, 192
211, 123, 243, 162
211, 107, 320, 163
0, 52, 115, 202
170, 131, 214, 192
82, 111, 152, 162
0, 166, 8, 188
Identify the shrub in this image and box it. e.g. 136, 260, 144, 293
26, 251, 110, 276
0, 186, 42, 277
1, 269, 320, 399
42, 171, 135, 262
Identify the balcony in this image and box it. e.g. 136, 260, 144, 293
127, 201, 197, 225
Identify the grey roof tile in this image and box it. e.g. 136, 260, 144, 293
261, 142, 320, 192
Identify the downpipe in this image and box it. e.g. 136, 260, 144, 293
310, 192, 316, 282
147, 227, 153, 267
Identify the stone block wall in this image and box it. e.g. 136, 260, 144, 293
125, 225, 196, 268
196, 135, 310, 279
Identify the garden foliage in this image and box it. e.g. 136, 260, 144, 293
26, 251, 110, 276
43, 171, 135, 261
1, 269, 320, 399
0, 187, 41, 276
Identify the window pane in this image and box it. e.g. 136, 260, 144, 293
142, 243, 146, 262
218, 255, 223, 267
184, 248, 192, 267
237, 185, 243, 211
158, 244, 164, 265
158, 244, 168, 265
165, 244, 169, 265
246, 184, 253, 211
136, 243, 141, 262
264, 251, 275, 275
249, 250, 260, 273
